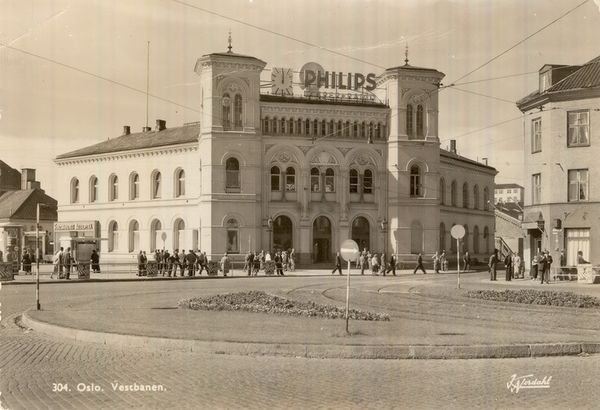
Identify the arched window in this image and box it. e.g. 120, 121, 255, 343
368, 122, 374, 140
70, 178, 79, 204
288, 118, 294, 134
310, 168, 320, 192
439, 177, 446, 205
344, 121, 350, 137
174, 219, 185, 251
109, 174, 118, 201
361, 122, 366, 139
89, 176, 97, 203
222, 92, 231, 130
129, 220, 139, 252
313, 119, 318, 135
473, 225, 480, 254
416, 105, 424, 137
150, 219, 162, 252
410, 165, 422, 197
484, 226, 490, 253
337, 120, 342, 136
473, 185, 480, 209
462, 182, 469, 208
483, 187, 490, 210
349, 169, 358, 193
233, 94, 242, 129
270, 166, 281, 191
152, 171, 161, 199
364, 169, 373, 194
129, 172, 139, 200
281, 118, 286, 134
225, 218, 239, 254
285, 167, 296, 191
297, 119, 302, 135
175, 169, 185, 197
439, 222, 446, 252
451, 180, 457, 206
406, 104, 414, 137
305, 119, 310, 135
353, 121, 358, 138
108, 221, 118, 252
226, 157, 240, 190
324, 168, 335, 192
263, 117, 270, 134
321, 120, 327, 136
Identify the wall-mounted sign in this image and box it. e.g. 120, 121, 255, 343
54, 221, 96, 233
299, 61, 377, 92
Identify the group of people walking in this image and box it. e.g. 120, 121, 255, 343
138, 249, 210, 277
331, 249, 396, 276
488, 249, 551, 283
243, 249, 296, 276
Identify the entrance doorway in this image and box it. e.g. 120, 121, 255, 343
351, 216, 370, 252
273, 215, 293, 252
529, 229, 542, 257
312, 216, 332, 263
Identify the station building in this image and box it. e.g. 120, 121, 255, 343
54, 47, 496, 265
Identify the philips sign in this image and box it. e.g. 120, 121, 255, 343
299, 62, 377, 92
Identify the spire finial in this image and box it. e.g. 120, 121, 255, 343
404, 43, 409, 65
227, 30, 232, 53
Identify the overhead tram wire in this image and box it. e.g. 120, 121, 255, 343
448, 87, 516, 105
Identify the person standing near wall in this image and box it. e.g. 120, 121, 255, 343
489, 249, 498, 281
504, 252, 512, 282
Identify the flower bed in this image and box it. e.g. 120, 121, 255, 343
466, 289, 600, 308
178, 290, 390, 321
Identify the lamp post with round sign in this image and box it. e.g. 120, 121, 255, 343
340, 239, 360, 334
450, 224, 465, 289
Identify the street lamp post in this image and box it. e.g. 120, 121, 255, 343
35, 203, 49, 311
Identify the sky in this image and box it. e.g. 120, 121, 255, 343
1, 0, 600, 197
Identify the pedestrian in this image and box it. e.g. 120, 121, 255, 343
180, 250, 187, 276
163, 249, 171, 276
440, 250, 447, 272
289, 248, 296, 272
432, 251, 440, 274
282, 250, 289, 272
169, 250, 178, 276
371, 253, 379, 275
64, 247, 72, 280
253, 251, 261, 275
186, 250, 197, 276
413, 253, 427, 274
531, 255, 538, 280
331, 251, 343, 275
513, 253, 522, 279
504, 252, 512, 281
577, 250, 588, 264
359, 252, 367, 275
265, 251, 272, 262
154, 249, 162, 275
137, 251, 144, 276
51, 248, 62, 279
275, 251, 284, 276
537, 251, 546, 284
386, 254, 396, 276
196, 251, 205, 275
559, 249, 566, 267
488, 249, 498, 281
220, 252, 230, 276
22, 251, 31, 274
463, 250, 471, 272
91, 249, 100, 273
543, 250, 552, 284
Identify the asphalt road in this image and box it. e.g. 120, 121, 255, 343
1, 274, 599, 409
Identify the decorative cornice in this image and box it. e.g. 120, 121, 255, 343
260, 103, 387, 121
55, 143, 198, 166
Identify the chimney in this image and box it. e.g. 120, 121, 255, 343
21, 168, 36, 190
155, 119, 166, 131
449, 140, 457, 154
123, 125, 131, 135
482, 157, 488, 166
142, 126, 152, 132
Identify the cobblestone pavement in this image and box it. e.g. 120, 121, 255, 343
2, 274, 600, 409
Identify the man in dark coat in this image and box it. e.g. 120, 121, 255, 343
91, 249, 100, 273
137, 251, 144, 276
64, 247, 72, 280
331, 251, 343, 275
537, 252, 547, 284
504, 252, 512, 281
489, 249, 498, 281
186, 250, 197, 276
413, 253, 426, 274
385, 254, 396, 276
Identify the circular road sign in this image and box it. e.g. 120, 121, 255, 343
340, 239, 360, 262
450, 224, 465, 239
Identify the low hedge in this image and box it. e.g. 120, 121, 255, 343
467, 289, 600, 308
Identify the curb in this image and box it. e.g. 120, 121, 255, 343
21, 312, 600, 360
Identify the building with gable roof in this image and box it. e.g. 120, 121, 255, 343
517, 54, 600, 267
54, 47, 495, 266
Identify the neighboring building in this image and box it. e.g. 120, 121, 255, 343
494, 183, 523, 205
516, 55, 600, 267
0, 165, 57, 262
494, 202, 524, 259
54, 46, 495, 265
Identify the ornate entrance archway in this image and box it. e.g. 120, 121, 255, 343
312, 216, 332, 263
273, 215, 293, 251
351, 216, 370, 252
